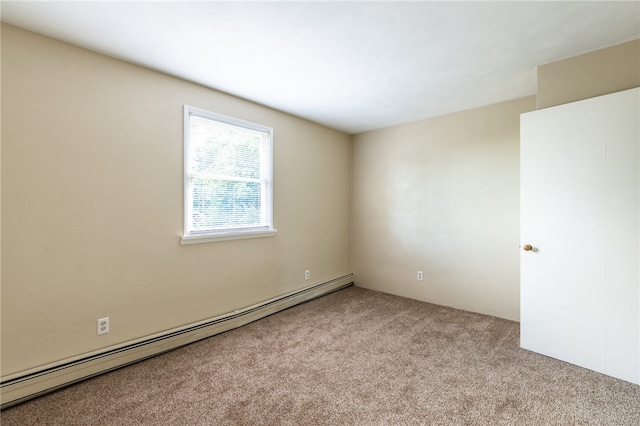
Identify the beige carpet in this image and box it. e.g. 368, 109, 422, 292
2, 286, 639, 425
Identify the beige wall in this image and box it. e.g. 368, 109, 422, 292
351, 39, 638, 322
352, 97, 536, 321
537, 39, 640, 109
1, 24, 351, 376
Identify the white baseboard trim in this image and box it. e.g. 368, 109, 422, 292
0, 274, 354, 408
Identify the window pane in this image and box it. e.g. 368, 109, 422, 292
184, 106, 273, 241
191, 178, 262, 230
190, 116, 263, 179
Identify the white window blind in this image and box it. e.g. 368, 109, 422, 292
182, 106, 275, 244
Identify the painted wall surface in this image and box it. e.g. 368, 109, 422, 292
1, 24, 351, 376
537, 39, 640, 109
352, 97, 536, 321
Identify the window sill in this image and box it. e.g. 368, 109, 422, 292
180, 228, 277, 245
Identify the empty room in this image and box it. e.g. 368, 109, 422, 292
1, 1, 639, 424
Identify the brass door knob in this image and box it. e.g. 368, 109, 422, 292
523, 244, 533, 251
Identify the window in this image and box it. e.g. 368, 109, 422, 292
181, 105, 275, 244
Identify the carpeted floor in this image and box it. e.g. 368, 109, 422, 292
2, 286, 639, 425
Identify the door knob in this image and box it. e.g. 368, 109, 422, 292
523, 244, 533, 251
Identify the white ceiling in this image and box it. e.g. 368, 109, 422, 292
2, 1, 639, 134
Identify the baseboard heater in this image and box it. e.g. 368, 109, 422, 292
0, 273, 354, 409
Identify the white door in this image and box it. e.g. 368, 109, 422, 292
520, 88, 639, 384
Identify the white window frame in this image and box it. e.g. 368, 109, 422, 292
181, 105, 276, 244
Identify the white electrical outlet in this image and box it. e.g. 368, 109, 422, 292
417, 271, 423, 281
97, 317, 110, 335
305, 270, 310, 280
